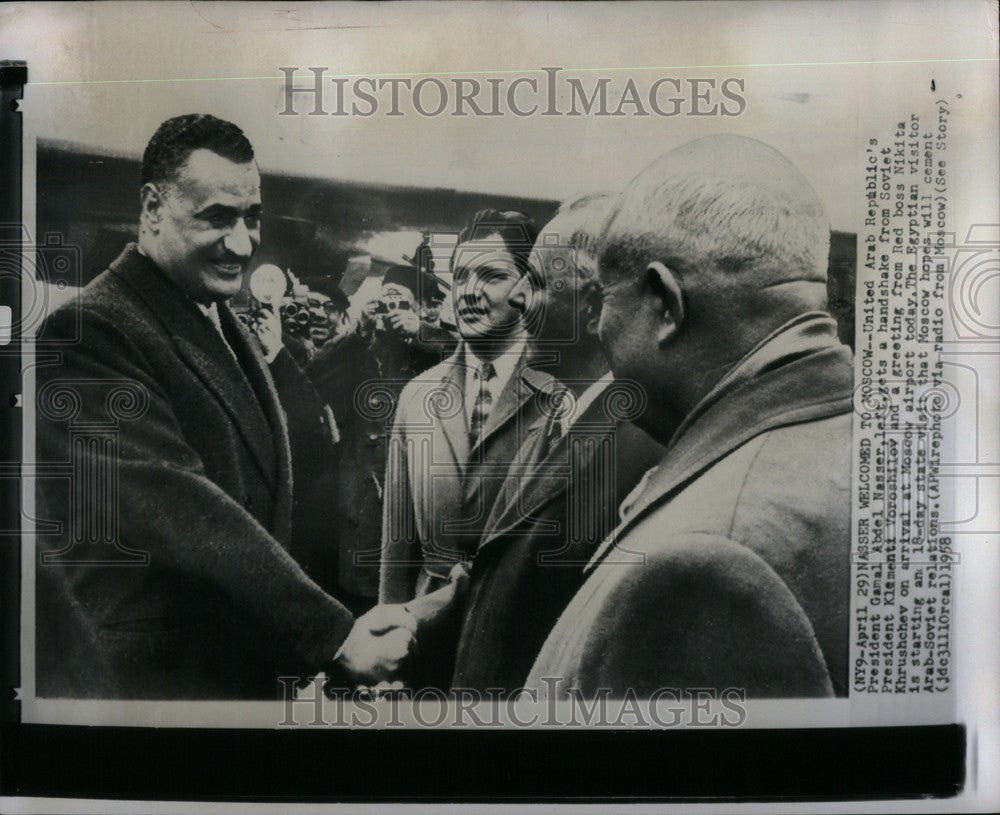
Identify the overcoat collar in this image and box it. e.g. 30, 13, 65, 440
108, 244, 287, 495
586, 314, 854, 573
477, 379, 617, 551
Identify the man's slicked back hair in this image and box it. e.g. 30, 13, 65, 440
142, 114, 255, 187
453, 209, 539, 276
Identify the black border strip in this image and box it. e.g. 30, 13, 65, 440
0, 60, 27, 727
1, 723, 965, 801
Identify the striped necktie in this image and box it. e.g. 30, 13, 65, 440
542, 386, 572, 455
469, 361, 497, 446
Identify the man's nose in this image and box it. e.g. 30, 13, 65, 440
224, 218, 257, 259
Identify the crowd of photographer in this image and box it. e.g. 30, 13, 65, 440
236, 254, 459, 611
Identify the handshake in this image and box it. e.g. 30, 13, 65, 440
333, 604, 417, 690
330, 564, 470, 690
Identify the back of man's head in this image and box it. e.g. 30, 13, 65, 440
601, 135, 830, 315
142, 113, 255, 188
518, 191, 614, 347
550, 191, 615, 283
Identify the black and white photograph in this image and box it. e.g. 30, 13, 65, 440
0, 0, 997, 811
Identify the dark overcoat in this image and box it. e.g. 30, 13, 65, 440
35, 245, 354, 699
451, 384, 664, 691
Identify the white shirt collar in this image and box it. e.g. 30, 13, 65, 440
556, 371, 615, 438
195, 300, 221, 328
464, 335, 527, 421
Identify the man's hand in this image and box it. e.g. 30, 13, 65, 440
357, 300, 381, 340
385, 308, 421, 339
334, 603, 417, 686
254, 306, 284, 363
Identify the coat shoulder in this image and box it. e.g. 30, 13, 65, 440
395, 358, 458, 415
736, 412, 852, 524
730, 411, 853, 693
543, 531, 832, 697
41, 269, 154, 343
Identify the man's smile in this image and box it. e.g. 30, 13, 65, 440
210, 259, 244, 277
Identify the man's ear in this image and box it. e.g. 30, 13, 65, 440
140, 183, 165, 231
581, 281, 603, 337
646, 261, 684, 346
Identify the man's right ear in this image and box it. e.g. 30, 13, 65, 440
646, 261, 685, 347
140, 183, 164, 231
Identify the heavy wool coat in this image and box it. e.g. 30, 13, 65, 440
450, 383, 664, 691
527, 317, 854, 699
378, 347, 555, 604
35, 245, 354, 699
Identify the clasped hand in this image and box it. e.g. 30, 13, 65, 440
334, 603, 417, 686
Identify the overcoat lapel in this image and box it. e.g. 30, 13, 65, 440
479, 395, 614, 551
434, 355, 471, 472
470, 356, 550, 456
217, 302, 293, 537
110, 245, 279, 490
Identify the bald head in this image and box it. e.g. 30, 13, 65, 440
594, 136, 833, 439
601, 135, 830, 299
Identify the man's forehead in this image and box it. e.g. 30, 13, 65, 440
454, 236, 519, 274
172, 148, 261, 204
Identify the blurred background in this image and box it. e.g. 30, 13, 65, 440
33, 138, 857, 346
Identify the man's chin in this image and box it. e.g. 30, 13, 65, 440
204, 273, 244, 301
459, 322, 520, 342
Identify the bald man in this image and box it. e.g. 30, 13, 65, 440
527, 135, 853, 699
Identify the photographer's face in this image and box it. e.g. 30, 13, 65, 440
420, 299, 443, 324
142, 149, 261, 304
376, 283, 415, 332
308, 295, 332, 344
452, 234, 524, 341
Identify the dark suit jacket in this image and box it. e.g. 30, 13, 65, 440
527, 316, 854, 698
35, 244, 354, 699
268, 348, 341, 604
451, 380, 664, 691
